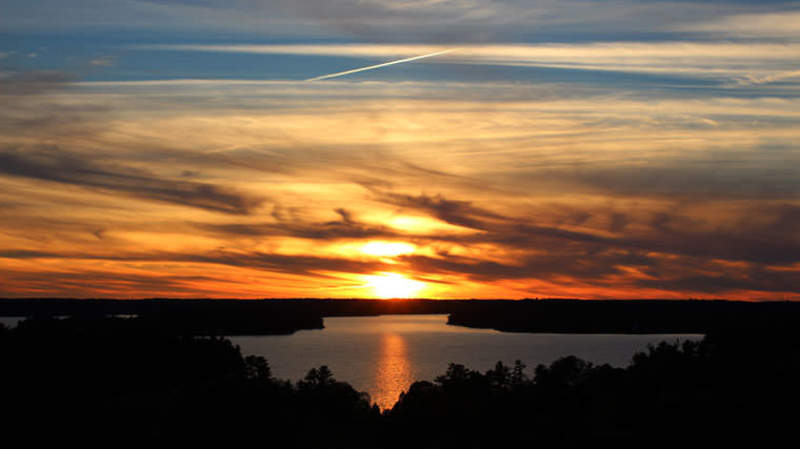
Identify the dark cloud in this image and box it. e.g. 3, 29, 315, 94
179, 251, 389, 277
0, 250, 58, 259
0, 268, 240, 298
497, 212, 800, 266
571, 162, 800, 200
201, 221, 391, 240
373, 191, 506, 230
398, 247, 659, 283
0, 145, 266, 214
367, 188, 800, 266
0, 70, 75, 95
0, 71, 110, 137
333, 208, 355, 225
626, 206, 800, 265
365, 189, 800, 291
636, 268, 800, 294
199, 207, 397, 239
496, 151, 800, 201
401, 245, 799, 296
609, 212, 630, 233
0, 248, 391, 278
763, 204, 800, 235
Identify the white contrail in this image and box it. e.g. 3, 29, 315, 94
305, 48, 457, 82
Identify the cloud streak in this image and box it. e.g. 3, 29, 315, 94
0, 145, 266, 215
306, 48, 457, 81
145, 42, 800, 85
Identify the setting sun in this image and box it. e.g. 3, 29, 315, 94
364, 273, 426, 299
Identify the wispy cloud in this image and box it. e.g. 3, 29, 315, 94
143, 42, 800, 85
0, 145, 266, 215
735, 70, 800, 87
89, 56, 117, 67
306, 49, 457, 81
677, 11, 800, 39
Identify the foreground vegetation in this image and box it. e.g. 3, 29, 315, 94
2, 317, 798, 447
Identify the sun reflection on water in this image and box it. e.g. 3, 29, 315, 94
374, 332, 413, 410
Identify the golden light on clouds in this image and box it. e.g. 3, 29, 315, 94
2, 55, 800, 299
359, 241, 416, 258
385, 215, 477, 235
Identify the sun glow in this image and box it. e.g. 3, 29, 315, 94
364, 272, 426, 299
360, 241, 416, 257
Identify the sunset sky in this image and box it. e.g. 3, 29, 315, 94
1, 0, 799, 299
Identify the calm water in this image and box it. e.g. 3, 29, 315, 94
0, 317, 25, 328
232, 314, 702, 410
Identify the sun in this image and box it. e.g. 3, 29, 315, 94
364, 272, 425, 299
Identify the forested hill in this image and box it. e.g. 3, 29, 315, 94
2, 298, 800, 334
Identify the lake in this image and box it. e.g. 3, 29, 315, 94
0, 317, 25, 328
232, 314, 702, 410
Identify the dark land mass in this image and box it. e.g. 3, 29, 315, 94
3, 298, 800, 334
444, 299, 800, 333
1, 315, 798, 447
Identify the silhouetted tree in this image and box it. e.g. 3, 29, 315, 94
244, 355, 271, 380
436, 363, 467, 383
510, 359, 528, 385
535, 355, 593, 387
299, 365, 335, 388
4, 314, 800, 448
487, 361, 511, 388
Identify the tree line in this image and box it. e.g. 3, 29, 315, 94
2, 316, 798, 447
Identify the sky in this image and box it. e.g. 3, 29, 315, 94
1, 0, 799, 299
